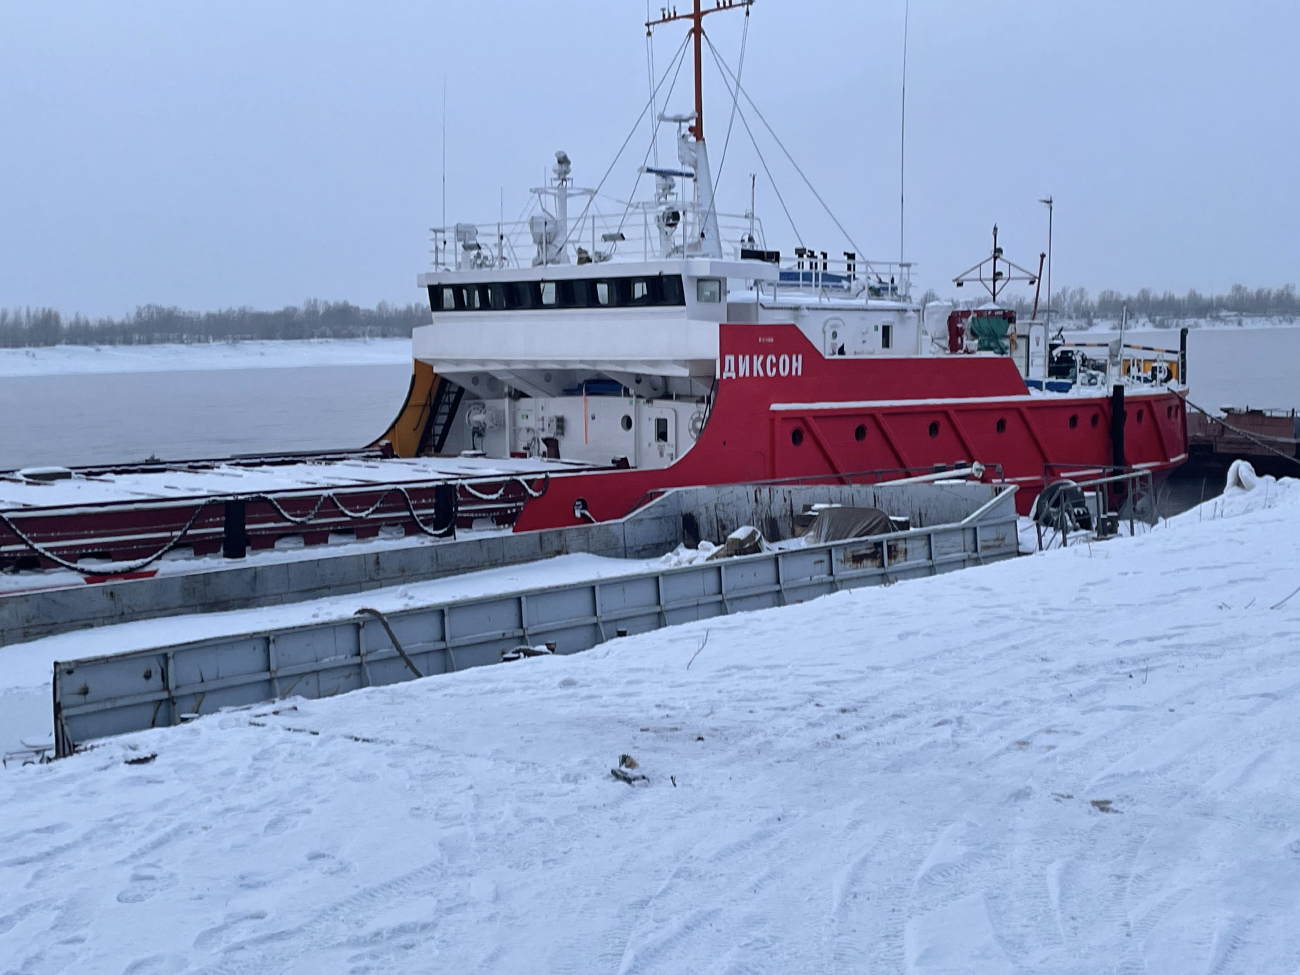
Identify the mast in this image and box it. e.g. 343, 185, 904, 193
692, 0, 704, 142
646, 0, 753, 259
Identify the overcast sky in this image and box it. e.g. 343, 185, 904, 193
1, 1, 1296, 316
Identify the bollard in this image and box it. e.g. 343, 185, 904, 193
432, 483, 457, 537
222, 500, 247, 559
1110, 384, 1127, 510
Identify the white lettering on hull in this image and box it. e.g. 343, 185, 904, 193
719, 353, 801, 380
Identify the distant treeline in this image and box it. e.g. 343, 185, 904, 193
3, 284, 1298, 349
992, 284, 1300, 326
0, 300, 429, 349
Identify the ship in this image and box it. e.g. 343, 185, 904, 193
377, 0, 1186, 530
0, 0, 1186, 574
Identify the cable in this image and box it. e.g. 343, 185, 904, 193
354, 607, 426, 678
0, 501, 212, 575
706, 34, 865, 259
702, 5, 750, 235
1, 474, 547, 577
704, 40, 801, 245
645, 0, 659, 167
1183, 399, 1300, 467
559, 31, 692, 253
614, 33, 693, 242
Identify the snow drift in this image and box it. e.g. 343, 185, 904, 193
2, 471, 1300, 972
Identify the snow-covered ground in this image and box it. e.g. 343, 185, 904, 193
2, 468, 1299, 972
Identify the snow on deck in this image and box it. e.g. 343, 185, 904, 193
2, 473, 1300, 971
0, 455, 582, 509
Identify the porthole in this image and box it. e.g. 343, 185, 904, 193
854, 424, 867, 442
1091, 413, 1099, 428
621, 414, 633, 431
996, 418, 1007, 434
791, 428, 804, 446
471, 376, 480, 386
1069, 413, 1078, 429
928, 421, 939, 438
1137, 408, 1145, 423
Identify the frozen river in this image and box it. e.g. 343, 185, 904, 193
0, 341, 411, 469
0, 329, 1295, 471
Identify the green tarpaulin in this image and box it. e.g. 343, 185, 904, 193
970, 316, 1010, 354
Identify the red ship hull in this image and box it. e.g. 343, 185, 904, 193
515, 323, 1188, 529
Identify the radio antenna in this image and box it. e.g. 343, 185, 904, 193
899, 0, 909, 266
441, 75, 447, 234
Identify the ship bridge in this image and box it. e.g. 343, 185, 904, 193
414, 258, 777, 393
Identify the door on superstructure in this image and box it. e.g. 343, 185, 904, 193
643, 407, 677, 468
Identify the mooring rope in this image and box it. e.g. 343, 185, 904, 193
0, 473, 547, 577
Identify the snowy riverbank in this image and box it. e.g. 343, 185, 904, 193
2, 468, 1299, 970
0, 338, 411, 378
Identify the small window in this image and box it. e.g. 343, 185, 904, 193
696, 278, 723, 303
881, 323, 893, 349
595, 281, 611, 306
654, 417, 669, 443
660, 275, 685, 305
540, 282, 557, 306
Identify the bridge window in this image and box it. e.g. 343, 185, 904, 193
697, 278, 723, 303
428, 275, 687, 312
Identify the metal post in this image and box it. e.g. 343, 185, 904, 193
1110, 384, 1127, 512
1039, 196, 1053, 324
433, 483, 457, 537
222, 500, 247, 559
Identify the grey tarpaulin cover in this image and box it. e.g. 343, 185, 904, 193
806, 507, 896, 545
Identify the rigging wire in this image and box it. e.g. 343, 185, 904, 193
703, 4, 750, 235
614, 34, 693, 240
703, 40, 802, 246
646, 0, 659, 167
558, 31, 691, 253
705, 33, 865, 259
